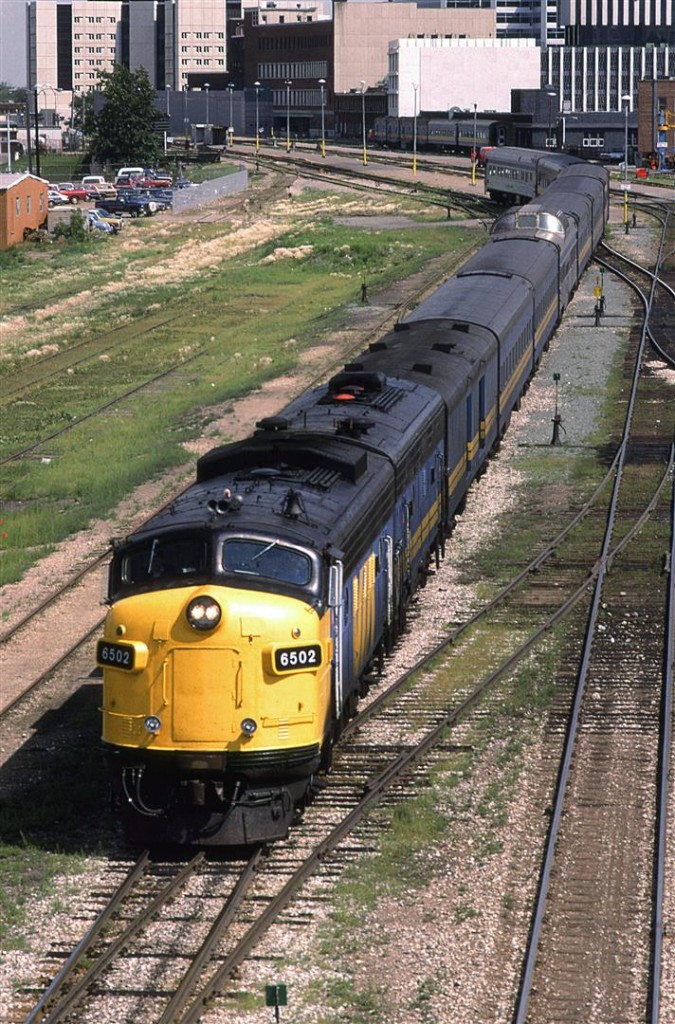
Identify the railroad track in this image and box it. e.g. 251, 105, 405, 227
16, 444, 671, 1022
239, 146, 497, 221
15, 277, 673, 1017
513, 204, 675, 1023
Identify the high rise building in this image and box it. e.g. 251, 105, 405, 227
559, 0, 674, 46
26, 0, 230, 121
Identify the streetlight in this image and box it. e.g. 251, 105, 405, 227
254, 80, 261, 153
203, 82, 210, 126
164, 84, 171, 156
319, 78, 326, 158
412, 82, 418, 179
545, 84, 556, 149
471, 101, 477, 185
360, 80, 367, 167
33, 84, 46, 178
622, 93, 631, 230
285, 79, 292, 152
227, 82, 234, 145
183, 83, 189, 142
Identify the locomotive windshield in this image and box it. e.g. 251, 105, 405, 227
222, 538, 312, 587
118, 532, 208, 589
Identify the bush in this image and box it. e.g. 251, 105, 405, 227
53, 209, 89, 242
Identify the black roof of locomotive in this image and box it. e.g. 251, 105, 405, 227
131, 372, 446, 572
346, 318, 496, 408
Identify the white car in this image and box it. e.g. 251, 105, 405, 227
48, 189, 70, 208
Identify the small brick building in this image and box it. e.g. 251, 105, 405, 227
637, 79, 675, 170
0, 173, 49, 250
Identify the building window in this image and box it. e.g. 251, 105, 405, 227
15, 197, 20, 215
27, 195, 32, 213
39, 193, 45, 212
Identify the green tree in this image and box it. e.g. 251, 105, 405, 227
89, 65, 161, 165
0, 82, 27, 104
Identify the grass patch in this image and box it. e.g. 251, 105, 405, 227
0, 844, 88, 949
0, 196, 479, 586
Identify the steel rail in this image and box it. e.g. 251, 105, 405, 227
157, 849, 262, 1024
512, 208, 671, 1024
173, 449, 673, 1024
0, 344, 207, 468
342, 445, 623, 740
649, 471, 675, 1024
0, 316, 182, 403
250, 151, 495, 221
30, 854, 205, 1024
23, 852, 151, 1024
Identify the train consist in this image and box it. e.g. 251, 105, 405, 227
98, 150, 609, 846
373, 115, 517, 157
483, 146, 608, 205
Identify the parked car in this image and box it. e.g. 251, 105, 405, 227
128, 187, 171, 210
88, 208, 124, 234
81, 176, 117, 200
48, 188, 70, 208
95, 193, 156, 217
56, 182, 89, 204
115, 166, 144, 183
136, 170, 173, 188
87, 215, 114, 235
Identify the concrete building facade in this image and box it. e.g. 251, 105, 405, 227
26, 0, 231, 124
559, 0, 674, 45
332, 2, 496, 94
389, 37, 541, 118
544, 42, 675, 115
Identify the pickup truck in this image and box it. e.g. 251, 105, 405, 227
82, 176, 117, 199
115, 169, 173, 188
56, 182, 89, 204
95, 193, 158, 217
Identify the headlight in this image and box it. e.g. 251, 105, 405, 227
144, 715, 162, 734
241, 718, 257, 736
186, 596, 222, 631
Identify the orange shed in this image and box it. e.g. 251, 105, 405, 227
0, 173, 49, 250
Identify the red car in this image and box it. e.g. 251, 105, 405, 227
136, 170, 173, 188
56, 182, 90, 204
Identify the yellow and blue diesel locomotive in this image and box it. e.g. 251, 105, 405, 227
98, 152, 609, 846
